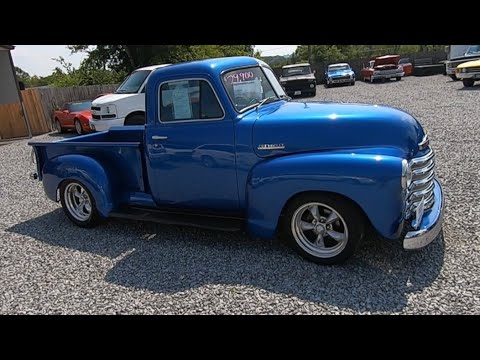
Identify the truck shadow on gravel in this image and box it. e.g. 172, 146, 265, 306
8, 208, 445, 312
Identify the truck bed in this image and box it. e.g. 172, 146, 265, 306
30, 126, 146, 193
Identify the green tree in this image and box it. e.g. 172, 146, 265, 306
68, 45, 254, 73
15, 66, 31, 84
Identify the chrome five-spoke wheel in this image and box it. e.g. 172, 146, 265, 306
60, 180, 101, 228
283, 193, 365, 264
291, 202, 348, 258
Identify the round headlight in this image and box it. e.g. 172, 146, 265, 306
401, 159, 413, 190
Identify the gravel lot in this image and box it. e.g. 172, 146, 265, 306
1, 75, 479, 314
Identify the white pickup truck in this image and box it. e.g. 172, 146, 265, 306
89, 64, 170, 131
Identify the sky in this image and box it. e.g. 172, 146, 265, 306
11, 45, 298, 77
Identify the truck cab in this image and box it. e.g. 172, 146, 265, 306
90, 64, 170, 131
30, 56, 444, 265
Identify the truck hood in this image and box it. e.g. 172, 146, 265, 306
373, 55, 400, 67
280, 74, 316, 82
92, 93, 138, 105
249, 101, 425, 159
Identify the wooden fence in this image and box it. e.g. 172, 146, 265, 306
0, 103, 29, 140
0, 84, 119, 140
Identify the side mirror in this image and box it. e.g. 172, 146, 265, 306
18, 81, 25, 91
313, 70, 316, 74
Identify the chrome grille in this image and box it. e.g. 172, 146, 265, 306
406, 149, 435, 218
466, 67, 480, 73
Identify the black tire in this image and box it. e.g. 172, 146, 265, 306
74, 119, 83, 135
311, 90, 317, 97
124, 114, 145, 126
55, 119, 66, 133
324, 83, 330, 88
396, 77, 402, 81
60, 180, 102, 228
281, 192, 365, 265
463, 79, 475, 87
351, 81, 355, 86
449, 74, 458, 81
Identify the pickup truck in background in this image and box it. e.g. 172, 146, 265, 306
89, 64, 170, 132
361, 55, 404, 83
30, 56, 444, 265
445, 45, 480, 81
279, 63, 317, 97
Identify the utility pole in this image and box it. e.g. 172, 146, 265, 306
308, 45, 312, 64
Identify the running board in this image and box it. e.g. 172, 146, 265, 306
109, 207, 244, 232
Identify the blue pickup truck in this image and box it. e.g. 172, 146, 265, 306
30, 56, 444, 264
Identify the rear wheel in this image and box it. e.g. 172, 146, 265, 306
463, 79, 475, 87
281, 193, 365, 265
60, 180, 101, 228
74, 119, 83, 135
55, 119, 65, 133
124, 114, 145, 126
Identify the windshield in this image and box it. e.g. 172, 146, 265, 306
115, 70, 151, 94
222, 66, 286, 112
465, 45, 480, 56
328, 65, 350, 72
69, 101, 92, 112
282, 66, 312, 77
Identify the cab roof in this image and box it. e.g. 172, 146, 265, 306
282, 63, 311, 68
149, 56, 265, 80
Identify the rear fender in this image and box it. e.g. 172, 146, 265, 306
42, 154, 115, 217
246, 151, 405, 240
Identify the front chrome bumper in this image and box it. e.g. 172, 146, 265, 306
372, 71, 404, 80
456, 72, 480, 79
403, 179, 444, 250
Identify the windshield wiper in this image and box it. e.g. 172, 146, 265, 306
240, 96, 278, 113
255, 96, 277, 111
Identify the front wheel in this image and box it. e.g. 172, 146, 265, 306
449, 74, 458, 81
351, 81, 355, 86
282, 193, 365, 264
463, 79, 475, 87
124, 114, 145, 126
60, 180, 101, 228
396, 77, 402, 81
74, 119, 83, 135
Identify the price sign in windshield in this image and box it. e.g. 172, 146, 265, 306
224, 71, 255, 84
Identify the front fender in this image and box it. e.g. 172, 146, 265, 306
246, 151, 405, 240
42, 154, 115, 217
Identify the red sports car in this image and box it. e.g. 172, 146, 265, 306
399, 58, 413, 76
54, 100, 93, 135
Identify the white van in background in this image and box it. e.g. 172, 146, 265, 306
90, 64, 170, 132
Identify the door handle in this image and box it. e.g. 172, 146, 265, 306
152, 135, 168, 140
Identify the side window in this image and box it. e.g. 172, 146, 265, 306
160, 79, 223, 122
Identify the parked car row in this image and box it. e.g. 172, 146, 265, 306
54, 51, 477, 136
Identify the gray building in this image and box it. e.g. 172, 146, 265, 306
0, 45, 31, 140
